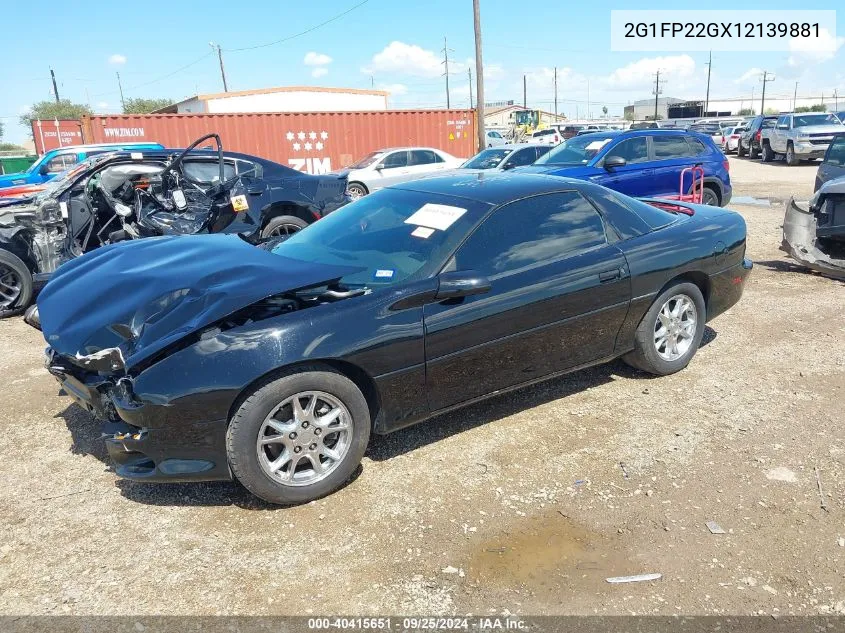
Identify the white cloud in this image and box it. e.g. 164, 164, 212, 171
734, 67, 763, 84
377, 83, 408, 95
788, 28, 844, 67
604, 54, 696, 90
304, 52, 332, 66
484, 63, 505, 81
108, 54, 126, 66
364, 41, 443, 78
96, 101, 109, 109
311, 67, 328, 78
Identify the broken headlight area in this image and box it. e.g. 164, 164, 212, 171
781, 197, 845, 280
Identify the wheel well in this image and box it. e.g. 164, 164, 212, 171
262, 203, 315, 228
702, 180, 721, 205
662, 272, 711, 312
226, 359, 382, 430
347, 181, 368, 193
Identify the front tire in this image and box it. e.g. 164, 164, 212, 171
737, 143, 746, 157
0, 249, 33, 317
346, 182, 368, 200
785, 143, 799, 166
227, 367, 371, 505
623, 282, 706, 376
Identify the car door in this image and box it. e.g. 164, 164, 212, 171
649, 135, 702, 198
592, 136, 651, 196
816, 135, 845, 191
369, 150, 412, 190
502, 147, 540, 170
772, 116, 789, 153
423, 190, 631, 411
410, 149, 450, 176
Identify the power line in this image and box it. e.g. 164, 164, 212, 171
89, 51, 213, 97
225, 0, 370, 52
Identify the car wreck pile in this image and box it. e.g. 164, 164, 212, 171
782, 179, 845, 279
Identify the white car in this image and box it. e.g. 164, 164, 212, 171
720, 126, 746, 154
342, 147, 463, 200
485, 130, 506, 147
530, 128, 563, 145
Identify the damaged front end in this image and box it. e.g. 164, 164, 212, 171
781, 190, 845, 280
0, 197, 68, 281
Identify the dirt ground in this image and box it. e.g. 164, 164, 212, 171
0, 155, 842, 617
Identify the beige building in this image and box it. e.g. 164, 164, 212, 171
157, 86, 390, 114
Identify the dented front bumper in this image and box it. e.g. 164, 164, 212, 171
781, 197, 845, 280
46, 348, 232, 482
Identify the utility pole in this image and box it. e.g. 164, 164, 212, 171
210, 42, 228, 92
704, 51, 712, 115
441, 36, 452, 109
468, 67, 473, 109
49, 67, 60, 102
760, 70, 775, 115
523, 74, 527, 109
751, 86, 755, 114
116, 72, 125, 111
472, 0, 485, 151
587, 79, 590, 119
793, 82, 798, 110
652, 70, 664, 120
553, 67, 558, 118
835, 89, 839, 110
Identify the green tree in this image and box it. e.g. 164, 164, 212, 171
623, 111, 635, 121
0, 143, 26, 152
19, 99, 92, 135
738, 108, 755, 116
794, 104, 828, 113
763, 107, 779, 115
122, 98, 174, 114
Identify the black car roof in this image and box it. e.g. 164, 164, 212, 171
390, 172, 589, 205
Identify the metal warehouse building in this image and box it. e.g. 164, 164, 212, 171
156, 86, 390, 114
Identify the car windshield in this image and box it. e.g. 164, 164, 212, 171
534, 135, 614, 165
793, 114, 841, 128
33, 153, 116, 201
349, 152, 383, 169
271, 188, 490, 288
462, 149, 511, 169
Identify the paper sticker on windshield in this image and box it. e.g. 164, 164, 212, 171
411, 226, 435, 239
586, 139, 611, 151
405, 203, 466, 231
374, 269, 395, 280
130, 152, 143, 160
59, 202, 68, 218
231, 194, 249, 212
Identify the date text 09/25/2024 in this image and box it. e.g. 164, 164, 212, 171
307, 617, 527, 630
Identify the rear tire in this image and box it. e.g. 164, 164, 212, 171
701, 185, 720, 207
761, 142, 774, 162
261, 215, 308, 239
226, 366, 371, 505
623, 282, 706, 376
785, 143, 799, 166
750, 144, 760, 159
737, 143, 746, 157
0, 249, 33, 318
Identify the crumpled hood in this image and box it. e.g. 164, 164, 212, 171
38, 234, 361, 372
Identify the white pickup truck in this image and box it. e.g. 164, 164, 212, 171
761, 112, 844, 166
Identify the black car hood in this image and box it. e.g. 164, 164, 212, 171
38, 234, 360, 372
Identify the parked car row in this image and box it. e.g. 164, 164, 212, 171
738, 112, 844, 166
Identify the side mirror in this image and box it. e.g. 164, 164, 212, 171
604, 155, 626, 170
436, 270, 491, 300
501, 161, 516, 170
374, 164, 385, 171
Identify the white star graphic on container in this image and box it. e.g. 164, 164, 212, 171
293, 142, 301, 151
309, 131, 317, 140
297, 131, 306, 140
315, 141, 324, 150
320, 131, 328, 140
304, 142, 313, 151
286, 132, 294, 141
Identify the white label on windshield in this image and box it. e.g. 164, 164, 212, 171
586, 139, 611, 151
130, 152, 143, 160
405, 203, 467, 231
59, 201, 68, 218
411, 226, 435, 239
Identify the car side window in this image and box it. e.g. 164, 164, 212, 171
604, 137, 649, 164
182, 160, 237, 183
410, 150, 440, 166
46, 154, 78, 173
776, 116, 787, 129
382, 151, 409, 168
686, 138, 708, 155
825, 137, 845, 166
452, 191, 608, 276
508, 148, 537, 167
652, 135, 692, 159
536, 146, 552, 159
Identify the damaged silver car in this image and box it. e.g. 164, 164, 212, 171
782, 176, 845, 280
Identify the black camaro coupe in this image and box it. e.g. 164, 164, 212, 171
34, 173, 752, 504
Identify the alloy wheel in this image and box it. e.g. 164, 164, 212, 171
347, 185, 366, 201
653, 294, 697, 362
0, 264, 22, 310
256, 391, 353, 487
266, 223, 302, 237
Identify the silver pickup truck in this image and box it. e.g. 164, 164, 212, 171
761, 112, 844, 165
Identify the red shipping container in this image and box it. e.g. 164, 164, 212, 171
31, 119, 84, 154
80, 110, 477, 175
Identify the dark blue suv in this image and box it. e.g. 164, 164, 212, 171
519, 129, 732, 206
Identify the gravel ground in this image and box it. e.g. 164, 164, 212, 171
0, 157, 842, 616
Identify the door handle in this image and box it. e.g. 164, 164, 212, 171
599, 268, 622, 282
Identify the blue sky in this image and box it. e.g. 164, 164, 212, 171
1, 0, 843, 143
